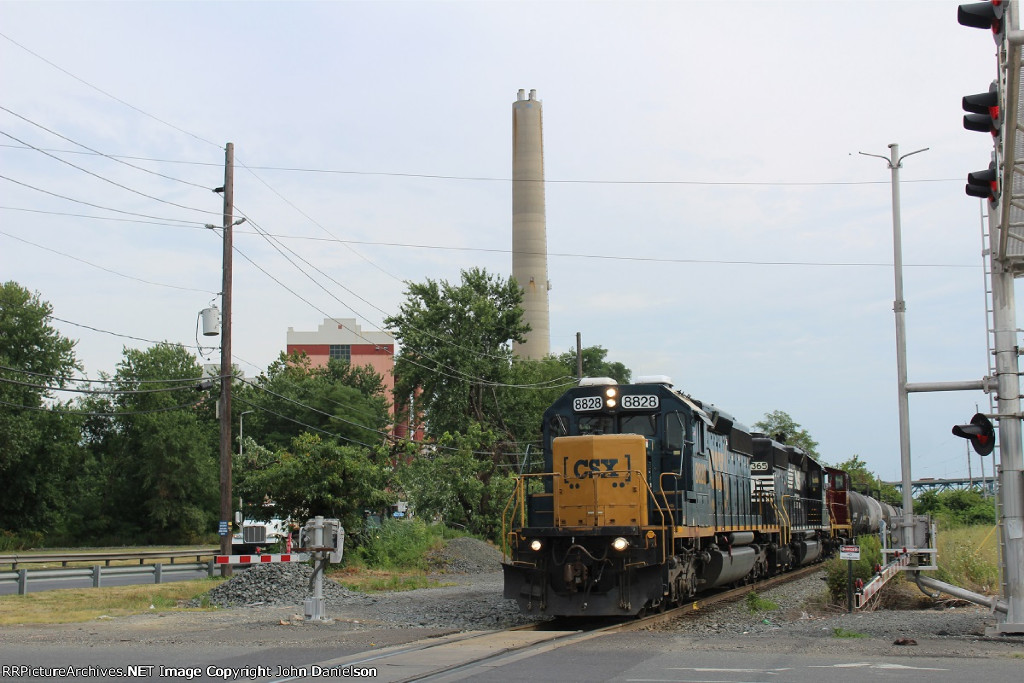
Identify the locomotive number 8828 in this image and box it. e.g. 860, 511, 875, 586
501, 376, 880, 617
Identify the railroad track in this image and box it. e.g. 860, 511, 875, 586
270, 564, 824, 683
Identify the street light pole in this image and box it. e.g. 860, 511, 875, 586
859, 143, 929, 548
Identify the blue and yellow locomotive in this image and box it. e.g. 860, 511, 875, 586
502, 377, 839, 617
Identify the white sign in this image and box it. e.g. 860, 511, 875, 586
621, 395, 659, 409
839, 545, 861, 560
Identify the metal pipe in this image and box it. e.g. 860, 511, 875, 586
915, 573, 1007, 614
905, 379, 996, 392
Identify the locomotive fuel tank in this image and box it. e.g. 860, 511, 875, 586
703, 546, 760, 587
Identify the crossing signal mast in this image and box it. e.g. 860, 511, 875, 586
957, 0, 1024, 634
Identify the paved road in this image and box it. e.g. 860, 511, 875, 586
1, 616, 1020, 683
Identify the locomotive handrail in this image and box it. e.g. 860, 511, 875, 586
777, 495, 793, 546
627, 468, 671, 565
501, 472, 566, 562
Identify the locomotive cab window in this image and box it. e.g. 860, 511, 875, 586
665, 411, 689, 452
578, 415, 614, 435
619, 413, 657, 438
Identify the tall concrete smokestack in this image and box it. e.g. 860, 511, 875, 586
512, 88, 550, 359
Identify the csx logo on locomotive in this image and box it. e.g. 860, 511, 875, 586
572, 457, 623, 478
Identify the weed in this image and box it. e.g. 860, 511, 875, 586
745, 590, 779, 613
832, 627, 867, 639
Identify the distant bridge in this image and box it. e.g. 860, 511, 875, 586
883, 477, 996, 496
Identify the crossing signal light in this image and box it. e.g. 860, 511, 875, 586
963, 82, 1001, 137
952, 412, 995, 456
966, 162, 999, 204
958, 1, 1005, 43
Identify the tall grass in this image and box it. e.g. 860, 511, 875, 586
935, 525, 1000, 593
352, 518, 441, 570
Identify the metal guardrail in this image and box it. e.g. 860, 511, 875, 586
0, 561, 218, 595
0, 548, 219, 570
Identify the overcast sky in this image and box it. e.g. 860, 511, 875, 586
1, 0, 1017, 483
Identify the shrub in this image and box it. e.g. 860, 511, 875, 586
353, 518, 440, 570
824, 534, 886, 604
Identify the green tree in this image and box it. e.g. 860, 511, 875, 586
239, 352, 390, 452
916, 489, 995, 528
394, 423, 514, 539
234, 432, 392, 534
0, 282, 84, 538
753, 410, 821, 460
385, 268, 529, 438
556, 345, 631, 384
98, 343, 218, 543
490, 357, 575, 454
831, 455, 900, 505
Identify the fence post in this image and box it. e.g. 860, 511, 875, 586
92, 565, 101, 588
17, 569, 27, 595
154, 563, 162, 584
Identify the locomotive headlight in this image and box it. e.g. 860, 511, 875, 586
605, 387, 618, 409
611, 537, 629, 552
529, 539, 543, 552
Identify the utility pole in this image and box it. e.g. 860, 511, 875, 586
218, 142, 234, 576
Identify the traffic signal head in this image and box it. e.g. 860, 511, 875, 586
952, 412, 995, 456
966, 162, 999, 204
958, 1, 1006, 43
963, 82, 1001, 137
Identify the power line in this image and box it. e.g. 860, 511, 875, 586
0, 173, 206, 224
0, 375, 200, 395
0, 395, 213, 417
0, 106, 213, 191
0, 31, 222, 150
0, 363, 208, 385
0, 143, 962, 187
0, 229, 218, 294
0, 128, 219, 216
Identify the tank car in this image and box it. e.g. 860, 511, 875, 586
825, 466, 901, 542
502, 377, 839, 618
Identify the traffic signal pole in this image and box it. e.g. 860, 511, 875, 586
988, 202, 1024, 633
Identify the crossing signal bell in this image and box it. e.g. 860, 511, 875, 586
958, 1, 1005, 43
952, 412, 996, 456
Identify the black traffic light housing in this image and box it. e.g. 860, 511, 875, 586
966, 162, 999, 204
963, 82, 1001, 137
958, 1, 1006, 43
952, 412, 996, 456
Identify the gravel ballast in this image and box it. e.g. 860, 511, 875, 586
6, 538, 1022, 658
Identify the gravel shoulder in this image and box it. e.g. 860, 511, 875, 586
2, 538, 1021, 659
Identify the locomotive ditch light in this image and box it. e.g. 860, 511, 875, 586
952, 412, 996, 456
611, 537, 629, 552
529, 539, 543, 552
